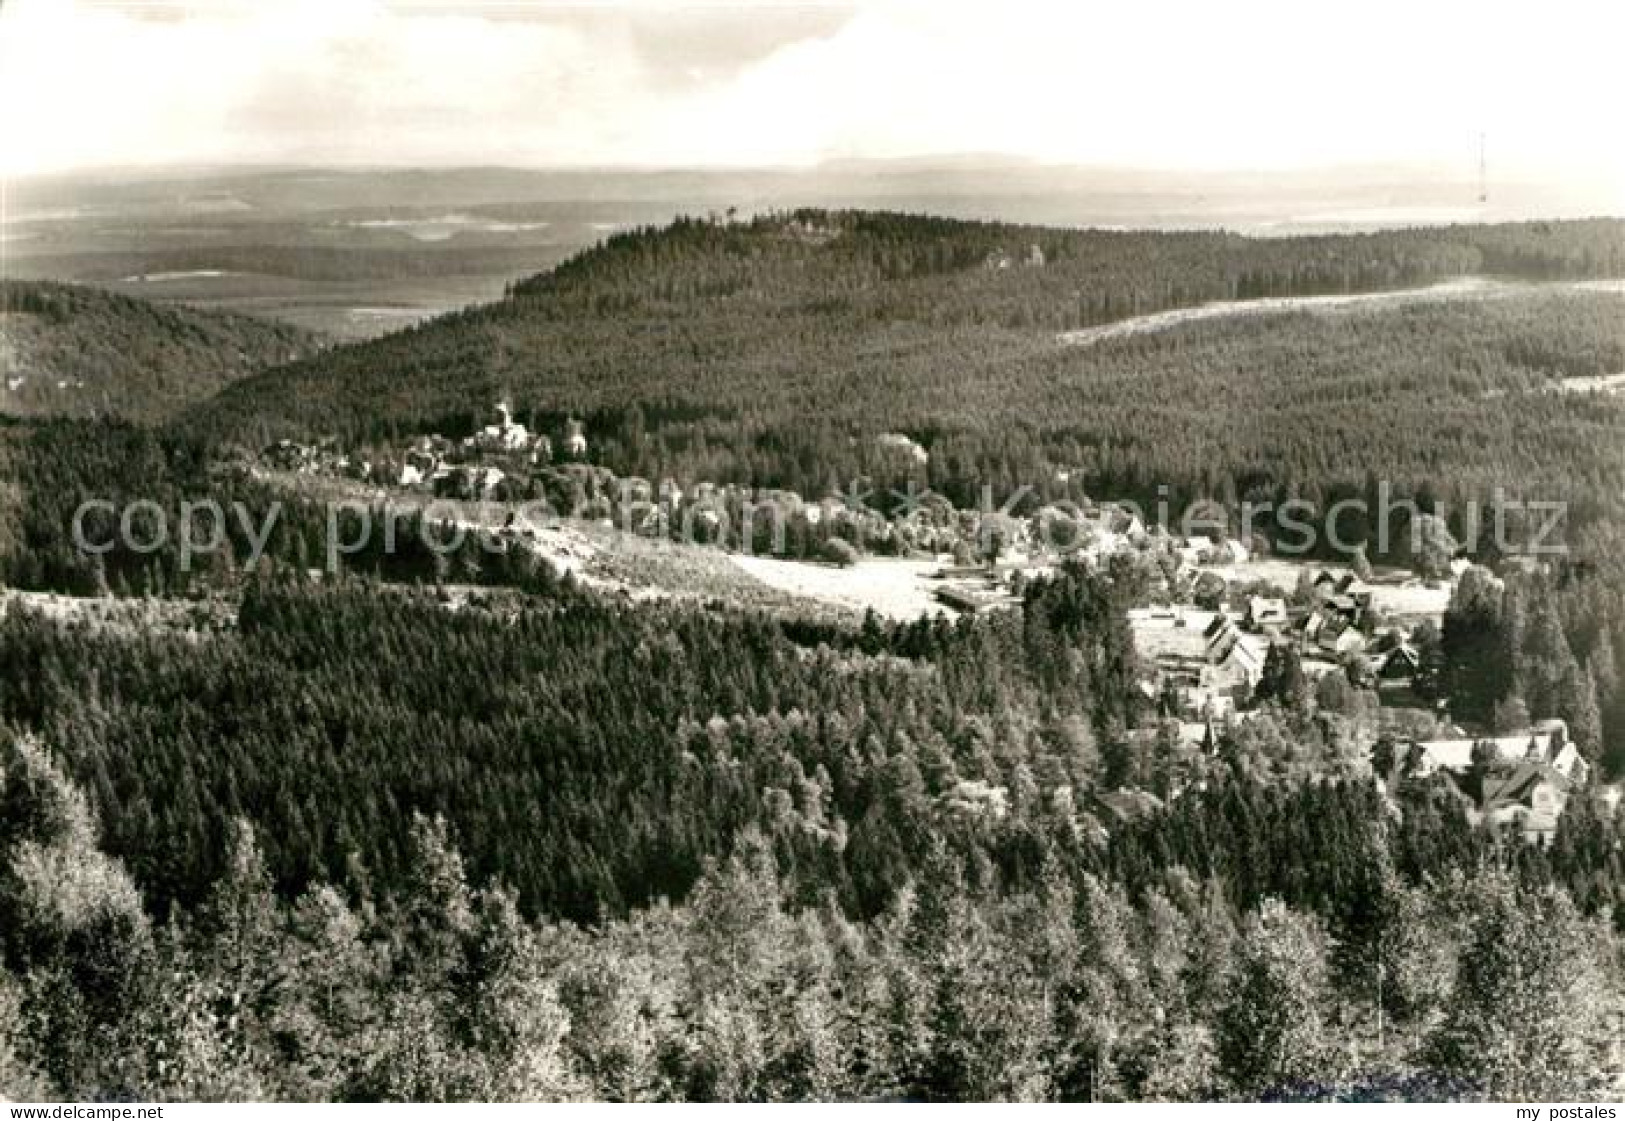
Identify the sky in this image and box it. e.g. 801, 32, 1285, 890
1, 0, 1622, 190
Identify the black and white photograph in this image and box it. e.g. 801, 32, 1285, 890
0, 0, 1623, 1107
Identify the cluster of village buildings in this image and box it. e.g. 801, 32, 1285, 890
1127, 569, 1411, 715
973, 512, 1605, 843
259, 404, 1598, 844
918, 508, 1597, 844
264, 401, 588, 502
1391, 718, 1591, 838
983, 242, 1048, 270
263, 403, 1109, 562
1124, 561, 1593, 843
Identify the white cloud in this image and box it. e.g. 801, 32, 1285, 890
642, 0, 1625, 183
1, 0, 1621, 191
0, 0, 655, 171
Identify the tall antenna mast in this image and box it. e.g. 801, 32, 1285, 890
1478, 132, 1488, 204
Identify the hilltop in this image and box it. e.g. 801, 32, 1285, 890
185, 212, 1625, 531
0, 280, 315, 422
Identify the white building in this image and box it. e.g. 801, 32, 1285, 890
473, 401, 532, 452
563, 418, 588, 458
1410, 719, 1589, 785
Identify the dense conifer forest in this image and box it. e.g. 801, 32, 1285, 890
0, 282, 314, 423
2, 214, 1625, 1101
1, 574, 1623, 1101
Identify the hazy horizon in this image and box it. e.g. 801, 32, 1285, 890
2, 152, 1610, 184
7, 158, 1618, 233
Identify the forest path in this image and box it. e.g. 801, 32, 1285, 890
1057, 276, 1625, 348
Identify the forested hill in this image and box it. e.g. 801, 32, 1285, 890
0, 281, 315, 423
187, 212, 1625, 519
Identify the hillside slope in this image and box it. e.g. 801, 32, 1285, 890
0, 281, 315, 422
188, 212, 1625, 517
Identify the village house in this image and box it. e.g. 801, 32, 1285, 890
1129, 607, 1279, 714
1408, 718, 1589, 784
1220, 638, 1268, 694
1478, 762, 1574, 842
1312, 570, 1373, 613
1306, 612, 1368, 657
875, 432, 929, 466
1203, 615, 1241, 660
470, 401, 533, 454
1375, 718, 1589, 844
942, 779, 1010, 822
1203, 616, 1270, 695
1092, 787, 1163, 830
1183, 686, 1237, 720
1246, 596, 1289, 632
1175, 719, 1218, 754
1371, 638, 1421, 688
1074, 502, 1145, 545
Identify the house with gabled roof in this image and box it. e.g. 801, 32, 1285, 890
1480, 762, 1573, 841
1246, 596, 1289, 632
1314, 613, 1368, 657
1409, 718, 1588, 785
1198, 615, 1269, 695
1379, 718, 1588, 843
1310, 570, 1373, 619
1373, 638, 1421, 680
1204, 613, 1238, 656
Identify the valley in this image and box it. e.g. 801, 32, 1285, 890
2, 204, 1624, 1105
6, 0, 1625, 1098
